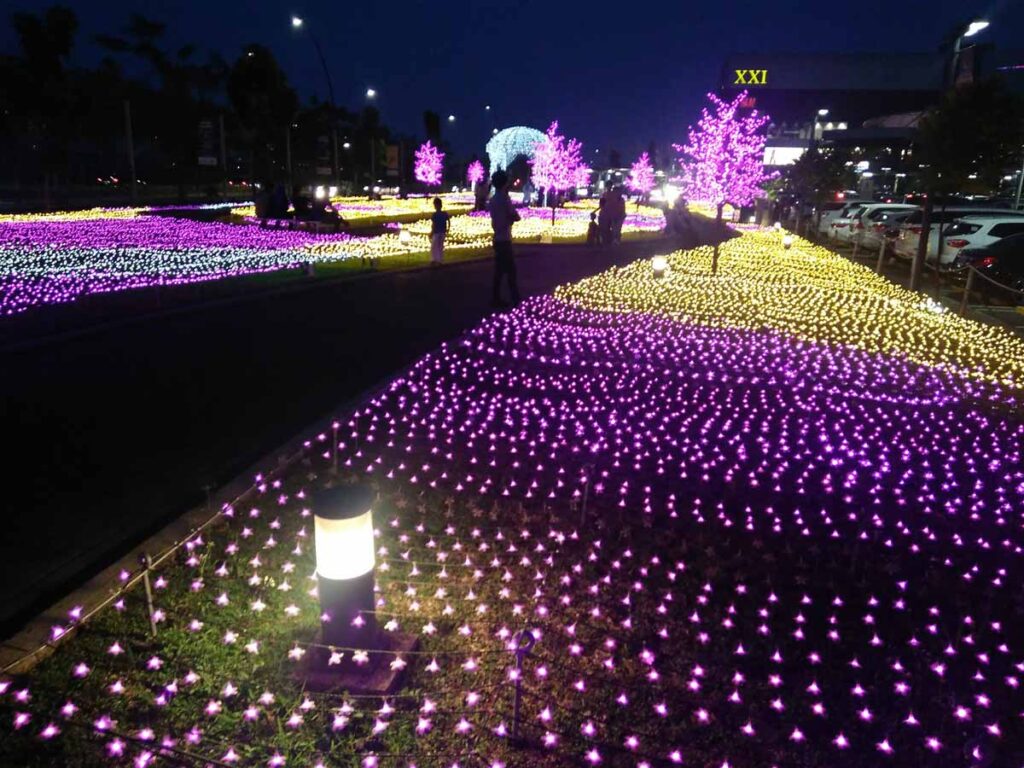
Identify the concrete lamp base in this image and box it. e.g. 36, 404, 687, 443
298, 630, 419, 695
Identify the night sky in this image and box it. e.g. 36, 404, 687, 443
2, 0, 1023, 162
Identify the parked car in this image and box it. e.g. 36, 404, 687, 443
848, 204, 919, 251
828, 202, 871, 242
893, 207, 1024, 262
943, 218, 1024, 267
957, 233, 1024, 299
817, 200, 865, 237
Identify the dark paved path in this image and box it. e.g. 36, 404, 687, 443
0, 237, 689, 634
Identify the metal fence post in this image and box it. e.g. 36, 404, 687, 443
959, 268, 976, 317
331, 420, 340, 474
875, 236, 887, 274
579, 464, 592, 530
511, 629, 536, 742
140, 552, 158, 638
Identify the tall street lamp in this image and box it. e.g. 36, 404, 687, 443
950, 19, 989, 88
810, 108, 829, 149
291, 15, 340, 188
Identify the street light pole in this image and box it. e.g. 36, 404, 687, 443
1014, 153, 1024, 211
292, 16, 340, 189
366, 89, 378, 187
949, 19, 989, 88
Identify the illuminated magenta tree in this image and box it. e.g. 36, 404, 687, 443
531, 121, 586, 222
628, 151, 655, 203
675, 90, 772, 273
466, 160, 485, 188
414, 140, 444, 188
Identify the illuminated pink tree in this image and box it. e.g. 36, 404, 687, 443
627, 152, 655, 203
414, 140, 445, 188
675, 91, 772, 273
531, 121, 587, 222
466, 160, 485, 187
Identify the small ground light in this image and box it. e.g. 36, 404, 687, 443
651, 255, 668, 278
312, 483, 377, 648
398, 228, 412, 244
304, 483, 417, 693
782, 235, 794, 249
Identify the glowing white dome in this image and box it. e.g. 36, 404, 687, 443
486, 126, 547, 172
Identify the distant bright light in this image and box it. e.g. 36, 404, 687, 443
314, 185, 326, 200
817, 108, 829, 116
291, 16, 303, 28
485, 105, 491, 111
965, 20, 989, 37
448, 114, 456, 122
763, 146, 806, 166
366, 88, 377, 99
343, 142, 351, 149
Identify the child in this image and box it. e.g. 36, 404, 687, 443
586, 211, 600, 245
430, 197, 450, 265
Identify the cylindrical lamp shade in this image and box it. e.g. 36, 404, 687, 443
651, 255, 668, 278
312, 484, 377, 648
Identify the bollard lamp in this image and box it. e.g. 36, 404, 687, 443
651, 255, 668, 278
312, 484, 377, 648
782, 235, 794, 250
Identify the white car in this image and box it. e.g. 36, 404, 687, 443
894, 207, 1024, 262
941, 217, 1024, 266
817, 200, 863, 236
828, 202, 871, 242
848, 204, 919, 251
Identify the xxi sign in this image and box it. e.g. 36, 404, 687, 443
734, 69, 768, 85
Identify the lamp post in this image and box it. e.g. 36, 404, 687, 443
312, 484, 377, 649
809, 108, 829, 150
949, 19, 989, 88
365, 88, 379, 185
291, 16, 340, 188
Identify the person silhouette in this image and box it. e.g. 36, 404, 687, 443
488, 170, 521, 307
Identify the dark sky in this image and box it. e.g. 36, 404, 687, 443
3, 0, 1023, 163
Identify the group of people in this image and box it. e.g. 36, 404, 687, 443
587, 186, 628, 245
253, 183, 347, 231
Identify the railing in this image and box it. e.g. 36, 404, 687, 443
958, 264, 1024, 316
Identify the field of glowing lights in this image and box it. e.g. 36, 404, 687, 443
2, 225, 1023, 768
0, 200, 664, 319
230, 195, 476, 227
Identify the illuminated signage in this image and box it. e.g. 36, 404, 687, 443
734, 69, 768, 85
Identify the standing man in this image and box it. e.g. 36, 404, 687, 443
430, 196, 450, 266
488, 170, 521, 307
